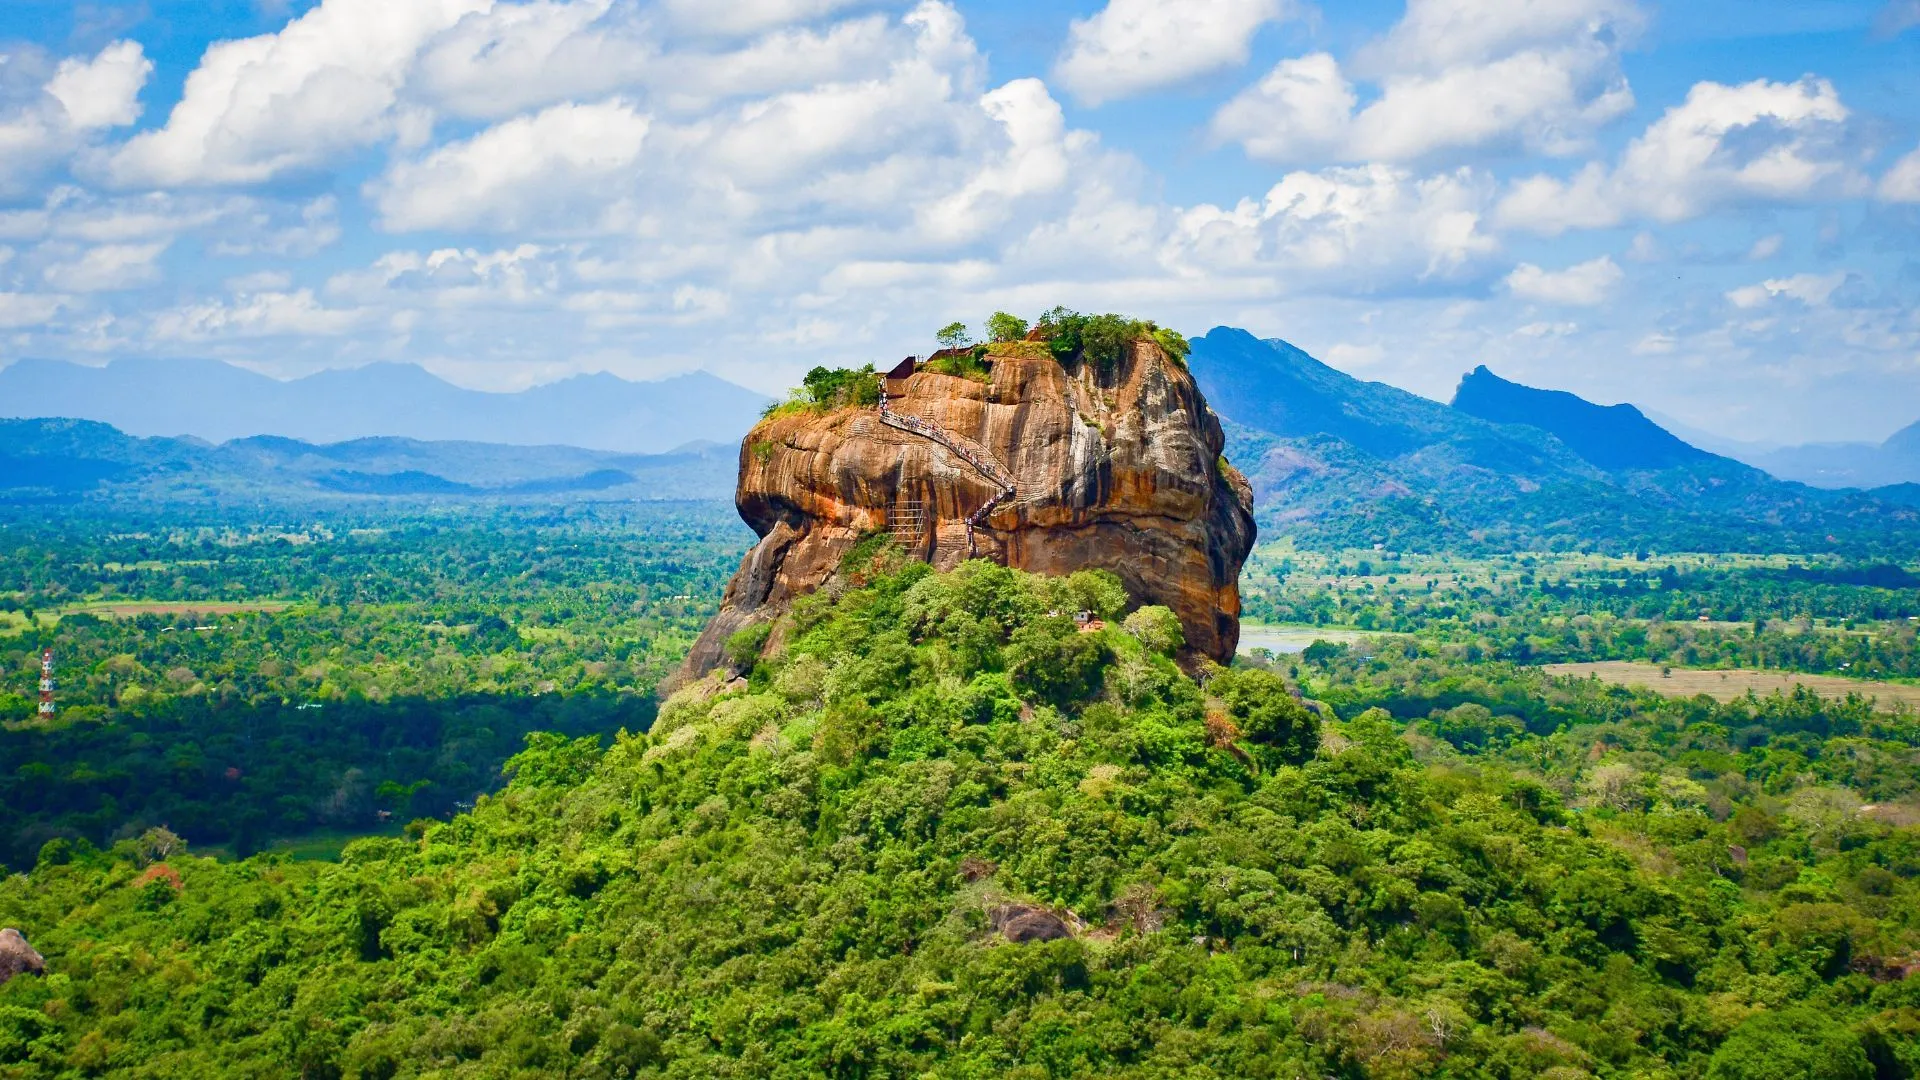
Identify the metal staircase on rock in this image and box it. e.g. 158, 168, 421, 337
878, 397, 1017, 553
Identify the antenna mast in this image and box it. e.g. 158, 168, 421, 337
38, 648, 54, 718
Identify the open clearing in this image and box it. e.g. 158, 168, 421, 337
59, 600, 293, 618
1544, 661, 1920, 710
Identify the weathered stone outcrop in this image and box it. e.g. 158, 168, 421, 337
681, 338, 1256, 679
0, 928, 43, 986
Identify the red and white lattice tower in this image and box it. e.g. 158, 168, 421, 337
38, 648, 54, 717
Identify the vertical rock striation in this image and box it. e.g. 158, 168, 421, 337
681, 338, 1255, 679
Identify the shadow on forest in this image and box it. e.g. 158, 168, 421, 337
0, 690, 656, 870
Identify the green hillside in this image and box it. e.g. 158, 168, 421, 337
3, 555, 1915, 1078
0, 419, 735, 504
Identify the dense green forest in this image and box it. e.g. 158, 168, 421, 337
1242, 549, 1920, 680
0, 502, 750, 868
2, 555, 1915, 1077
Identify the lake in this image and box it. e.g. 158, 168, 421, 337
1236, 624, 1380, 655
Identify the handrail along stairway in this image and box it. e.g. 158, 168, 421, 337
878, 392, 1017, 554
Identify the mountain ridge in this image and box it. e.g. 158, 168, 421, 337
1450, 364, 1717, 472
1184, 328, 1918, 554
0, 418, 737, 503
0, 357, 771, 454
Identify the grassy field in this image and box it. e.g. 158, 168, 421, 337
0, 600, 296, 631
60, 600, 294, 618
1545, 660, 1920, 710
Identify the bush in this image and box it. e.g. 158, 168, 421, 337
725, 621, 775, 673
791, 363, 879, 409
1122, 606, 1184, 657
1209, 666, 1319, 761
1006, 617, 1111, 708
1706, 1009, 1871, 1080
987, 312, 1029, 343
1033, 308, 1186, 372
922, 348, 991, 382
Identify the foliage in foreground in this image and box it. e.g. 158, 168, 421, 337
1, 559, 1917, 1078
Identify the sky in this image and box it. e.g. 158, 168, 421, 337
0, 0, 1917, 445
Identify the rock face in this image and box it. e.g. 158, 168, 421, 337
0, 928, 44, 986
990, 904, 1074, 944
682, 338, 1255, 679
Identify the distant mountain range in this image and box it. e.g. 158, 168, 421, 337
1637, 409, 1920, 489
10, 337, 1918, 555
1734, 421, 1920, 490
0, 358, 771, 454
0, 419, 737, 504
1186, 327, 1918, 553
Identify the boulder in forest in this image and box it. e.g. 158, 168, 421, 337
0, 928, 44, 985
990, 904, 1073, 944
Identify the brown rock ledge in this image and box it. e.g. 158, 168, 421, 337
679, 337, 1255, 681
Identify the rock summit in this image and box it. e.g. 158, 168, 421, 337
683, 330, 1256, 679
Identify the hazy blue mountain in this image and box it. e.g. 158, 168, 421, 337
0, 418, 736, 503
1639, 408, 1784, 459
1747, 442, 1896, 488
1450, 364, 1713, 472
1649, 413, 1920, 490
1734, 418, 1920, 489
0, 358, 771, 454
1888, 418, 1920, 457
1185, 327, 1916, 554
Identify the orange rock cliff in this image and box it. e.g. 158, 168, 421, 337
680, 335, 1257, 679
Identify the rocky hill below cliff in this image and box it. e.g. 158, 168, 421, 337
683, 326, 1255, 678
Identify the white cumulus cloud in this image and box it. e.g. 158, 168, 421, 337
372, 99, 651, 232
152, 289, 366, 340
107, 0, 488, 186
0, 292, 65, 329
1880, 145, 1920, 202
1055, 0, 1292, 106
1504, 255, 1622, 305
41, 241, 169, 292
1214, 0, 1638, 165
0, 41, 152, 193
1171, 164, 1499, 288
1210, 54, 1357, 163
1498, 76, 1855, 234
1726, 272, 1848, 309
47, 40, 152, 129
661, 0, 871, 36
410, 0, 648, 120
916, 79, 1074, 243
1360, 0, 1643, 73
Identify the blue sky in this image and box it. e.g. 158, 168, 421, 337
1, 0, 1917, 444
